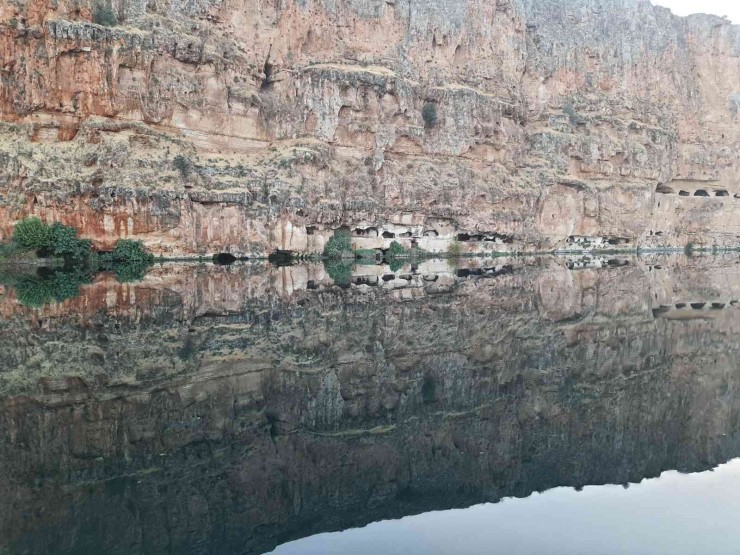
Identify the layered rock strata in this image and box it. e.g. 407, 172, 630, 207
0, 0, 739, 255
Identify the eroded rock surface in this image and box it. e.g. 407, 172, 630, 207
0, 0, 739, 255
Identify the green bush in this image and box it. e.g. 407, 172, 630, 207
92, 0, 117, 26
173, 154, 191, 178
323, 229, 353, 259
422, 102, 438, 127
13, 217, 52, 250
49, 222, 91, 260
100, 239, 155, 283
12, 218, 92, 261
387, 241, 406, 258
105, 239, 154, 264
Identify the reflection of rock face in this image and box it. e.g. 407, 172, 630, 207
2, 257, 740, 554
2, 2, 740, 254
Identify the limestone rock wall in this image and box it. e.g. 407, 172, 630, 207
1, 0, 739, 255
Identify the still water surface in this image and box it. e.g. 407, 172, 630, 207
271, 459, 740, 555
1, 255, 740, 554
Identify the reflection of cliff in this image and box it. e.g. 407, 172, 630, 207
2, 257, 740, 554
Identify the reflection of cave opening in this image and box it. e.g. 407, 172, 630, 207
676, 303, 687, 309
711, 303, 726, 310
268, 251, 296, 266
421, 377, 437, 404
352, 276, 379, 286
213, 253, 237, 265
679, 190, 690, 196
382, 274, 395, 282
694, 190, 709, 197
715, 190, 729, 197
691, 303, 706, 310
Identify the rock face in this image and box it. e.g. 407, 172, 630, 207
1, 0, 739, 255
2, 256, 740, 553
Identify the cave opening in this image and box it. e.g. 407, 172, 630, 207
715, 190, 729, 197
694, 190, 709, 197
260, 58, 275, 91
382, 231, 396, 239
679, 190, 690, 196
354, 227, 379, 238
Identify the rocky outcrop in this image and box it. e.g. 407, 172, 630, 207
1, 1, 739, 255
2, 256, 740, 553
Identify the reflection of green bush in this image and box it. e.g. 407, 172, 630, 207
354, 249, 379, 260
13, 268, 92, 308
2, 226, 156, 305
388, 258, 404, 272
325, 260, 352, 287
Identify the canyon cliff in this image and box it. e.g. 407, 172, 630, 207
1, 0, 739, 256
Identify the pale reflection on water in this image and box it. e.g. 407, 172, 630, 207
270, 459, 740, 555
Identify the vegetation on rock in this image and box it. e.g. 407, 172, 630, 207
1, 218, 156, 305
323, 229, 353, 259
92, 0, 117, 26
422, 102, 438, 127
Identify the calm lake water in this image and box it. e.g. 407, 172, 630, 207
1, 255, 740, 554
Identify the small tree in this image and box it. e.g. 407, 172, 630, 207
92, 0, 117, 26
387, 241, 405, 258
422, 102, 438, 128
323, 229, 353, 259
13, 217, 51, 250
173, 154, 191, 178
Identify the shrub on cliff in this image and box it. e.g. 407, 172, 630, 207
99, 239, 155, 283
386, 241, 406, 259
93, 0, 117, 26
422, 102, 438, 127
323, 229, 353, 259
13, 218, 52, 250
103, 239, 154, 265
49, 222, 92, 261
173, 155, 191, 178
